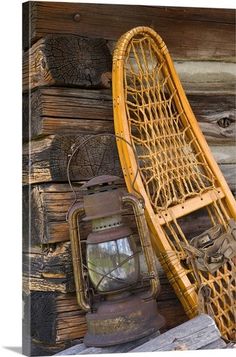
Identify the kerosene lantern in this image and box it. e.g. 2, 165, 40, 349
68, 175, 165, 347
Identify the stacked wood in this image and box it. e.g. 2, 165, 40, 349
23, 2, 235, 355
22, 88, 235, 191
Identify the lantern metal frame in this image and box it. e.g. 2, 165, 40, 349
67, 175, 165, 346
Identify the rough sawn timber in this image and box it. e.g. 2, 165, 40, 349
23, 2, 235, 61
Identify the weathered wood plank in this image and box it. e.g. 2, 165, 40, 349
23, 134, 236, 191
131, 314, 221, 352
23, 87, 114, 141
23, 35, 111, 92
176, 62, 236, 95
23, 2, 235, 61
57, 314, 225, 355
55, 342, 87, 356
23, 242, 75, 293
23, 87, 235, 142
23, 134, 122, 185
189, 94, 236, 144
23, 291, 87, 346
199, 338, 227, 349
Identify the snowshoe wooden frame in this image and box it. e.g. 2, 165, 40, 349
112, 26, 236, 341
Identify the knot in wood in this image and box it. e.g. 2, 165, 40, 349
217, 117, 232, 128
73, 13, 81, 22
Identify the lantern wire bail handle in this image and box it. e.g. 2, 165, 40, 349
66, 133, 143, 221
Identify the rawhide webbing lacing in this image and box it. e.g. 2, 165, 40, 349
112, 26, 236, 342
183, 220, 236, 274
182, 220, 236, 342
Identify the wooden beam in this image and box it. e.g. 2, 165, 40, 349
176, 62, 236, 95
23, 87, 236, 143
23, 2, 235, 61
23, 35, 112, 92
23, 183, 234, 245
23, 134, 122, 185
23, 134, 236, 191
23, 87, 114, 141
23, 242, 75, 293
131, 314, 224, 352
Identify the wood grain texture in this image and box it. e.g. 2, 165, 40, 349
23, 183, 227, 245
23, 2, 235, 61
23, 183, 236, 246
23, 134, 122, 185
23, 35, 111, 92
23, 87, 236, 142
23, 242, 75, 293
131, 314, 223, 352
23, 134, 236, 191
23, 291, 86, 345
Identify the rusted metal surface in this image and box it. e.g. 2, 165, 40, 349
84, 292, 165, 347
87, 226, 132, 244
82, 176, 125, 221
68, 175, 165, 347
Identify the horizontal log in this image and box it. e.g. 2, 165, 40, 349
23, 87, 235, 143
23, 3, 235, 61
23, 182, 235, 246
176, 62, 235, 95
23, 134, 236, 192
23, 291, 87, 346
23, 30, 235, 93
23, 183, 78, 245
23, 87, 114, 141
189, 94, 236, 144
23, 134, 122, 185
23, 35, 112, 92
23, 242, 75, 293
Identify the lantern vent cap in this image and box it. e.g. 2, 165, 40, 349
82, 175, 124, 192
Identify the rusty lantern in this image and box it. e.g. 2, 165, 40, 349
68, 175, 165, 347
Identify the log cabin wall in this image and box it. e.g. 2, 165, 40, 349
22, 2, 236, 356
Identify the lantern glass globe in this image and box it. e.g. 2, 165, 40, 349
87, 236, 140, 293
